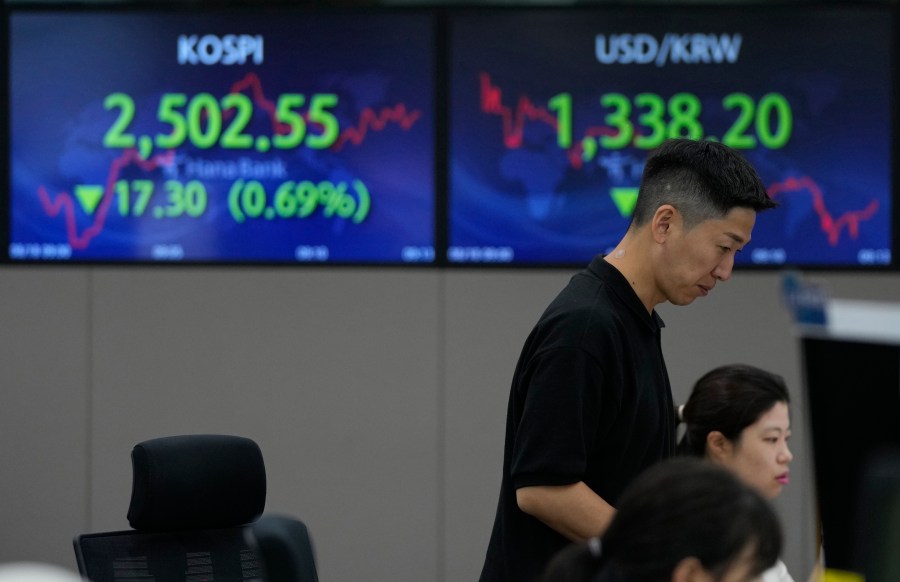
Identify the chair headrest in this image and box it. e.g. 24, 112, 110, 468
127, 434, 266, 531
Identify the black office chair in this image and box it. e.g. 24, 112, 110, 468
247, 514, 319, 582
74, 434, 319, 582
855, 448, 900, 582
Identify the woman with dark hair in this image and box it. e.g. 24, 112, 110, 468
677, 364, 794, 582
541, 457, 782, 582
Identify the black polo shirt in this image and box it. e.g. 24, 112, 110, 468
480, 255, 675, 582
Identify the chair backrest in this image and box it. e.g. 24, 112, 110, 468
74, 434, 268, 582
247, 514, 319, 582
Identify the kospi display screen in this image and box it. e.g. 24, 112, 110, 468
448, 7, 894, 268
7, 7, 436, 264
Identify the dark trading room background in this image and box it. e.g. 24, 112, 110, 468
3, 0, 900, 580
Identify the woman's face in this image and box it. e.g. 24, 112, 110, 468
719, 402, 793, 500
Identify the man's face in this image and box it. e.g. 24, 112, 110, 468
657, 207, 756, 306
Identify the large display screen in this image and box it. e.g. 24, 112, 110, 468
448, 7, 894, 267
7, 7, 436, 264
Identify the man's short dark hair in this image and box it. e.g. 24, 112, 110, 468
631, 138, 777, 230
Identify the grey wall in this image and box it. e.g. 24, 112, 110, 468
1, 266, 898, 581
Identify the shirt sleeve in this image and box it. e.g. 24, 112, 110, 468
510, 347, 607, 489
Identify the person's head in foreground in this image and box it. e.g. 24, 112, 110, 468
678, 364, 792, 500
541, 457, 782, 582
609, 138, 777, 310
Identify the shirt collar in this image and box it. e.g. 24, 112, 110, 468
586, 254, 665, 331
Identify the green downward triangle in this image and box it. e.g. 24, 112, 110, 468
74, 185, 104, 215
610, 187, 639, 218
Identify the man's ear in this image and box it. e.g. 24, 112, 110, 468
651, 204, 678, 243
706, 430, 733, 463
672, 557, 713, 582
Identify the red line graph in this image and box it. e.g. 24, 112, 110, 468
767, 176, 880, 246
480, 72, 559, 149
228, 72, 292, 135
37, 149, 175, 250
37, 74, 422, 250
229, 72, 422, 149
331, 104, 421, 151
479, 72, 616, 169
479, 74, 882, 245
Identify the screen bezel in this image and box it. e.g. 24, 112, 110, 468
442, 3, 899, 271
2, 1, 442, 267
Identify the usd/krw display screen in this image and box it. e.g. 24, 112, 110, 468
8, 8, 435, 264
448, 7, 893, 267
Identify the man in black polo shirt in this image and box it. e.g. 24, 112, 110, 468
479, 138, 778, 582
